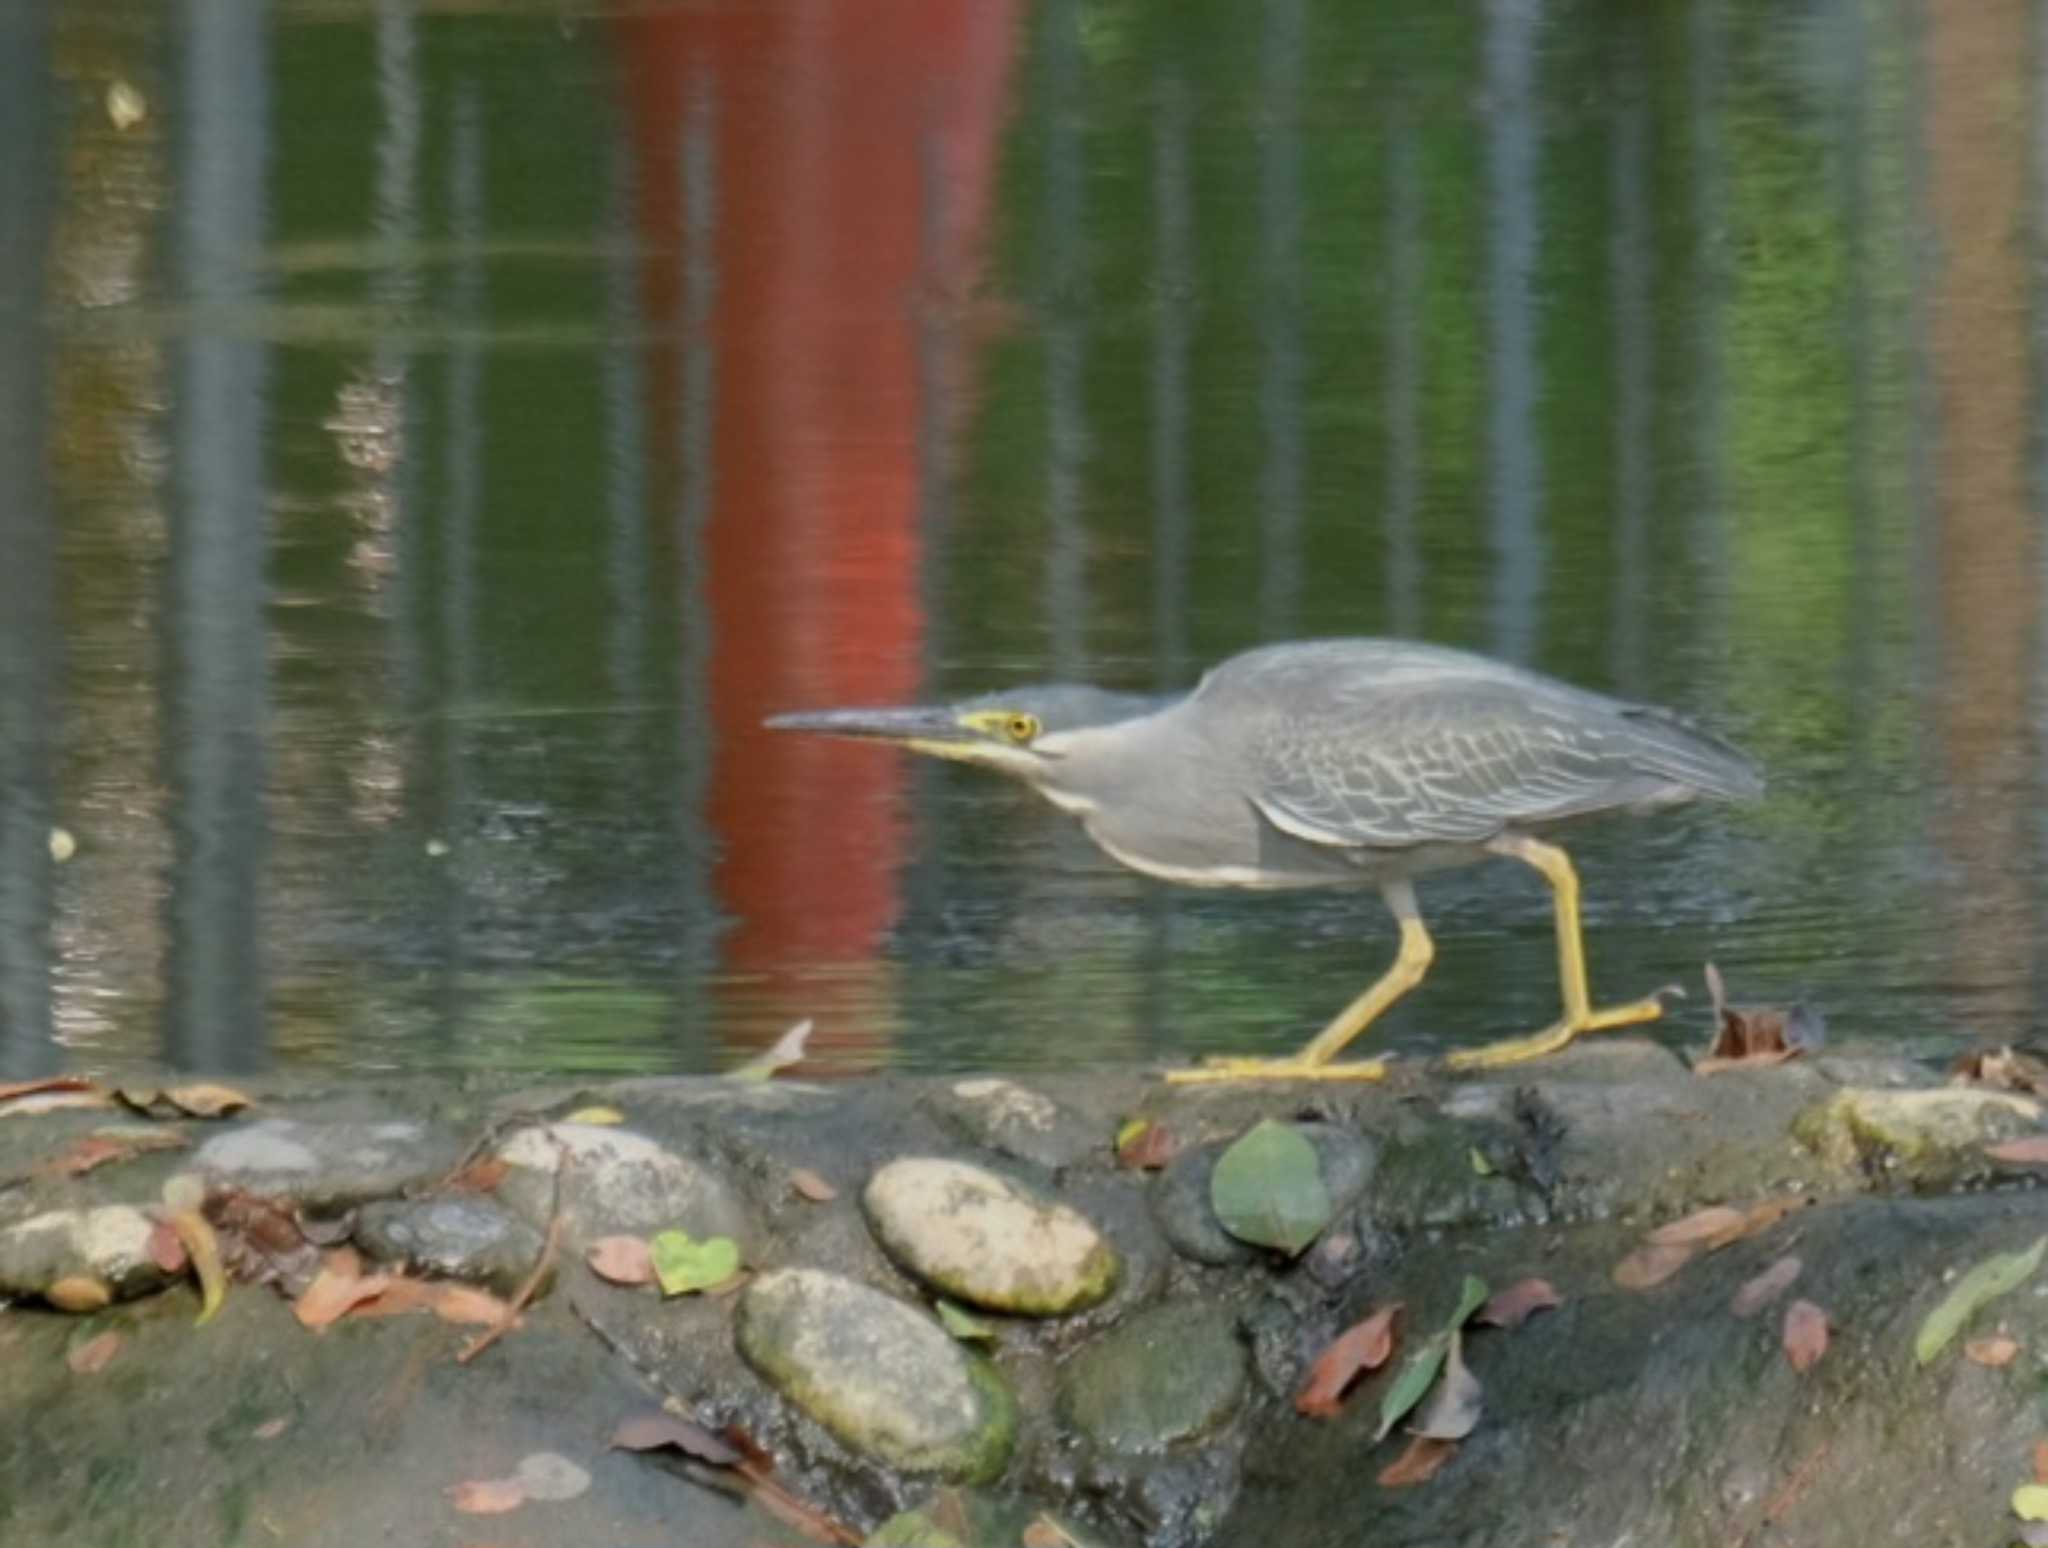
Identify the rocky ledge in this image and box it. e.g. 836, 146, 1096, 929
2, 1041, 2047, 1548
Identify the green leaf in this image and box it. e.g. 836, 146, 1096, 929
935, 1299, 996, 1344
2016, 1484, 2048, 1522
1376, 1334, 1449, 1441
1468, 1147, 1495, 1178
1915, 1236, 2047, 1365
648, 1230, 741, 1297
1210, 1120, 1332, 1256
1451, 1274, 1489, 1327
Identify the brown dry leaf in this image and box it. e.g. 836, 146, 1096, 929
1377, 1435, 1457, 1488
251, 1416, 290, 1441
0, 1075, 98, 1104
1732, 1255, 1803, 1319
33, 1136, 129, 1179
1740, 1197, 1809, 1237
1115, 1121, 1177, 1171
1477, 1278, 1561, 1329
1782, 1299, 1828, 1372
432, 1283, 517, 1327
164, 1083, 252, 1119
610, 1410, 744, 1466
295, 1249, 392, 1330
148, 1219, 189, 1274
448, 1156, 510, 1193
1649, 1206, 1750, 1247
207, 1188, 322, 1295
1964, 1335, 2020, 1368
65, 1330, 123, 1374
168, 1207, 227, 1325
2034, 1439, 2048, 1486
1296, 1303, 1402, 1418
1954, 1046, 2048, 1097
1987, 1137, 2048, 1165
448, 1477, 526, 1515
1613, 1240, 1700, 1290
1, 1087, 113, 1116
585, 1235, 654, 1286
789, 1168, 838, 1203
1694, 963, 1822, 1073
46, 1277, 111, 1313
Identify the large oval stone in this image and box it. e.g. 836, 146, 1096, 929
495, 1122, 752, 1252
736, 1268, 1016, 1481
1057, 1300, 1247, 1454
862, 1157, 1118, 1315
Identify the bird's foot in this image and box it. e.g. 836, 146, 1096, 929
1442, 985, 1679, 1071
1165, 1055, 1391, 1085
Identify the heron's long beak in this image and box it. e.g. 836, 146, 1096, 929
763, 705, 975, 750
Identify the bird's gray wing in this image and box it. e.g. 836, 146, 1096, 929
1232, 668, 1698, 849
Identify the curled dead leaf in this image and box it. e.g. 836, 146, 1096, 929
1295, 1303, 1402, 1418
448, 1476, 526, 1515
1695, 963, 1822, 1072
45, 1276, 111, 1313
1477, 1278, 1560, 1329
65, 1330, 123, 1374
1965, 1335, 2020, 1368
1732, 1255, 1803, 1319
1986, 1137, 2048, 1166
168, 1207, 227, 1325
1649, 1206, 1750, 1248
790, 1168, 838, 1202
1782, 1299, 1828, 1372
164, 1083, 252, 1119
1377, 1435, 1457, 1488
294, 1249, 392, 1330
1613, 1240, 1699, 1291
1115, 1120, 1177, 1171
1407, 1331, 1483, 1440
585, 1235, 654, 1287
609, 1410, 743, 1467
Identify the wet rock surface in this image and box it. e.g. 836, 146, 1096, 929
3, 1041, 2047, 1548
735, 1267, 1017, 1481
863, 1156, 1119, 1314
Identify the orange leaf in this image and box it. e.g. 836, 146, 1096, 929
347, 1277, 437, 1318
1115, 1122, 1177, 1171
1612, 1240, 1699, 1290
1649, 1206, 1749, 1247
65, 1331, 123, 1374
448, 1477, 526, 1515
1477, 1278, 1561, 1329
46, 1277, 111, 1313
431, 1284, 517, 1327
449, 1156, 510, 1193
1295, 1304, 1402, 1418
294, 1250, 392, 1330
1782, 1299, 1828, 1372
1964, 1335, 2019, 1368
1731, 1255, 1803, 1319
1376, 1435, 1457, 1487
0, 1075, 97, 1103
1986, 1137, 2048, 1165
790, 1168, 838, 1202
148, 1218, 189, 1274
2034, 1438, 2048, 1486
585, 1235, 654, 1286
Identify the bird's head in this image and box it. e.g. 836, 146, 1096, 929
765, 684, 1165, 783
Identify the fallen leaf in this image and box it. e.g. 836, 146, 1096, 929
1115, 1121, 1175, 1171
1649, 1206, 1750, 1247
1296, 1303, 1402, 1418
1021, 1515, 1084, 1548
168, 1208, 227, 1325
252, 1417, 290, 1441
512, 1452, 590, 1502
1916, 1236, 2048, 1365
448, 1156, 510, 1193
2018, 1484, 2048, 1523
1476, 1278, 1559, 1329
1782, 1299, 1828, 1371
1408, 1331, 1483, 1439
1613, 1240, 1700, 1291
1987, 1137, 2048, 1165
346, 1277, 438, 1319
1210, 1120, 1332, 1257
1732, 1256, 1803, 1319
1, 1088, 113, 1116
430, 1283, 516, 1327
1376, 1337, 1448, 1442
610, 1410, 744, 1467
1468, 1147, 1496, 1178
561, 1106, 624, 1126
1694, 963, 1824, 1072
46, 1277, 111, 1313
585, 1235, 654, 1287
295, 1250, 392, 1330
65, 1331, 122, 1373
0, 1075, 98, 1104
206, 1188, 321, 1295
1954, 1045, 2048, 1097
36, 1136, 132, 1179
790, 1168, 838, 1202
728, 1018, 813, 1082
1739, 1196, 1809, 1236
1376, 1435, 1457, 1487
148, 1219, 188, 1274
649, 1231, 741, 1297
449, 1477, 526, 1515
2036, 1438, 2048, 1486
164, 1083, 252, 1119
1965, 1335, 2020, 1368
936, 1299, 997, 1344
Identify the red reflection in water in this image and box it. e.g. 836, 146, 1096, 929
620, 1, 1017, 1069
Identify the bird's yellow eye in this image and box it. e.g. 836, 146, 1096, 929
1005, 714, 1040, 744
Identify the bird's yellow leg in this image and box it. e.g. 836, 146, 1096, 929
1167, 882, 1433, 1084
1444, 834, 1670, 1071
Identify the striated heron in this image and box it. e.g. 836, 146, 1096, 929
767, 639, 1763, 1082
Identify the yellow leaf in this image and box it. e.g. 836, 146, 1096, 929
165, 1083, 252, 1119
168, 1208, 226, 1325
562, 1106, 625, 1126
2014, 1484, 2048, 1522
46, 1276, 111, 1313
1115, 1118, 1151, 1151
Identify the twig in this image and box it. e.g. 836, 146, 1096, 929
417, 1108, 550, 1196
456, 1139, 565, 1364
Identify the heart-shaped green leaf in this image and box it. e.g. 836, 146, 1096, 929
1210, 1120, 1331, 1256
648, 1230, 741, 1297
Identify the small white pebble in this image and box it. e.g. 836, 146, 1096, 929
47, 828, 75, 863
424, 838, 449, 857
105, 81, 147, 131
